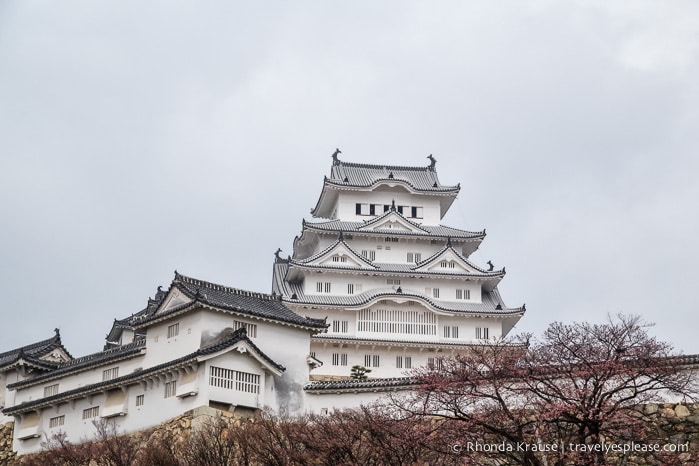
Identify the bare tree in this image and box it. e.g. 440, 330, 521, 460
392, 315, 698, 466
91, 418, 140, 466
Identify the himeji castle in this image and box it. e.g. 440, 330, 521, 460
0, 152, 525, 455
273, 153, 525, 405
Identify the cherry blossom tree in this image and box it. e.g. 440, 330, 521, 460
392, 315, 697, 466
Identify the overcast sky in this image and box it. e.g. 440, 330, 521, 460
1, 1, 698, 358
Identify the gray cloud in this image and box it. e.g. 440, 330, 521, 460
1, 1, 697, 356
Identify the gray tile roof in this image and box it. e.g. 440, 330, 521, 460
304, 377, 418, 392
6, 339, 146, 390
104, 286, 167, 349
292, 235, 377, 269
311, 334, 508, 349
0, 329, 71, 369
311, 157, 460, 218
4, 328, 282, 415
328, 159, 459, 192
132, 272, 327, 330
274, 260, 523, 316
289, 240, 504, 280
302, 217, 485, 240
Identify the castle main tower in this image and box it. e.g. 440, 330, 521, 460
272, 153, 525, 378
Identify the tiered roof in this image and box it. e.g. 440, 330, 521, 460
281, 235, 506, 298
272, 260, 523, 317
294, 211, 485, 260
311, 156, 460, 218
0, 329, 72, 373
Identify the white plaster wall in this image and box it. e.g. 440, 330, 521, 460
202, 354, 266, 411
302, 270, 484, 304
310, 341, 472, 378
334, 190, 442, 224
12, 370, 207, 455
0, 372, 11, 425
193, 310, 314, 415
10, 353, 147, 409
142, 311, 203, 366
304, 390, 395, 413
294, 303, 503, 345
311, 235, 448, 265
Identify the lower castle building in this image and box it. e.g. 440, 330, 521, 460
1, 154, 528, 455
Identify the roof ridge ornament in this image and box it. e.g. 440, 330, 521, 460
338, 231, 344, 241
332, 148, 341, 165
427, 154, 436, 170
487, 260, 494, 271
274, 248, 282, 262
391, 199, 396, 211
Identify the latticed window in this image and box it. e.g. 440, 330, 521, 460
443, 326, 459, 339
456, 289, 470, 300
210, 366, 236, 389
316, 282, 331, 293
364, 354, 380, 367
475, 327, 489, 340
167, 323, 179, 338
136, 395, 145, 406
236, 371, 260, 394
210, 366, 260, 394
164, 381, 177, 398
82, 406, 99, 420
234, 320, 258, 338
358, 308, 436, 336
332, 320, 348, 333
49, 415, 65, 428
44, 384, 59, 397
427, 357, 444, 370
102, 367, 119, 381
332, 353, 348, 366
406, 252, 422, 263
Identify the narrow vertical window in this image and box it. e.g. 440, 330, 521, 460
164, 380, 177, 398
167, 323, 179, 338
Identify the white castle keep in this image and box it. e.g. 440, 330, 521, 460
0, 153, 524, 455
